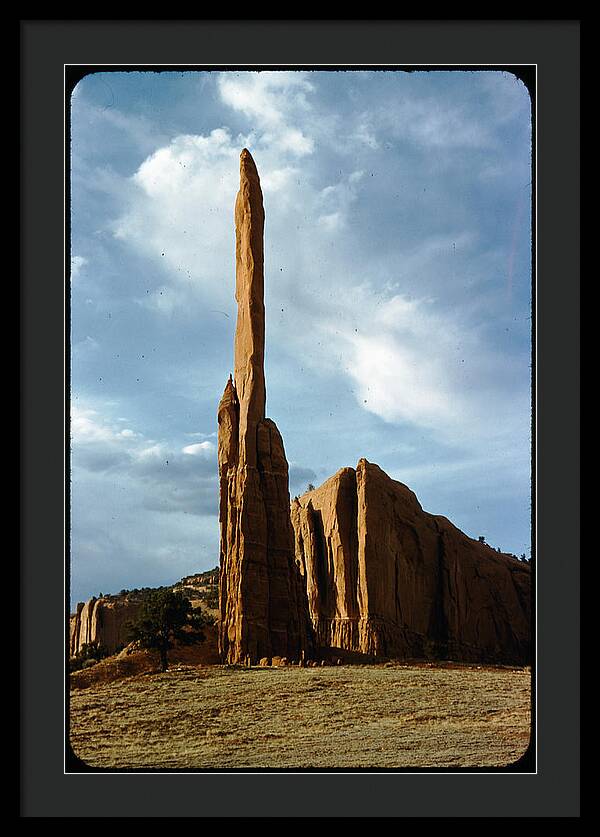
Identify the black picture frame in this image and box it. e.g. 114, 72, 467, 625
21, 19, 579, 818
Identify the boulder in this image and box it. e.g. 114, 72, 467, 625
271, 656, 288, 667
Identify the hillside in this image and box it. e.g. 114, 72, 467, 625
70, 567, 219, 658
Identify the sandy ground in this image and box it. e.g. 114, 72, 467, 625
69, 662, 531, 770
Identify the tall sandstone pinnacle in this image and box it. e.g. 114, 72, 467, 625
218, 150, 311, 664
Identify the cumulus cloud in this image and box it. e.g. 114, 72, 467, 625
111, 75, 318, 312
218, 71, 315, 156
71, 401, 218, 517
182, 441, 216, 456
110, 83, 526, 459
70, 400, 214, 605
314, 281, 530, 454
72, 405, 123, 444
113, 128, 241, 308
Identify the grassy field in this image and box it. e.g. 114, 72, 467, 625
70, 661, 531, 770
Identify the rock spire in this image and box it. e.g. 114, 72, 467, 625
217, 150, 312, 664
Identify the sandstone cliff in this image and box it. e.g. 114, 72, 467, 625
69, 596, 142, 657
291, 459, 531, 665
70, 569, 220, 659
218, 150, 312, 664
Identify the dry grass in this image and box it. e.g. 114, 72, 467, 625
70, 662, 531, 770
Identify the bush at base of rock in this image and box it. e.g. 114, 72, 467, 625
69, 641, 110, 673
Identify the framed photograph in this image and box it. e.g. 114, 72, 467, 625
21, 20, 579, 818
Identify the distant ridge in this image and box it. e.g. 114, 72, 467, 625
69, 568, 219, 657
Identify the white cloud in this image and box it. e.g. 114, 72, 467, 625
182, 441, 216, 456
106, 70, 529, 467
71, 399, 219, 523
260, 166, 298, 194
113, 129, 319, 313
135, 442, 166, 460
139, 284, 190, 317
297, 277, 530, 457
316, 291, 462, 431
111, 124, 524, 464
346, 330, 456, 427
217, 72, 314, 146
71, 405, 119, 444
113, 128, 243, 309
274, 127, 314, 156
217, 72, 314, 158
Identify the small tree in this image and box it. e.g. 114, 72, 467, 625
70, 641, 110, 673
127, 589, 206, 672
307, 482, 316, 492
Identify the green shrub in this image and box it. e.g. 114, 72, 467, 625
70, 640, 111, 673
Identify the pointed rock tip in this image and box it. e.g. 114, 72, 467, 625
219, 374, 237, 404
240, 147, 259, 176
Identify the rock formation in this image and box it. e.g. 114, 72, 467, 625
69, 596, 142, 657
70, 569, 221, 659
217, 149, 312, 664
291, 459, 531, 665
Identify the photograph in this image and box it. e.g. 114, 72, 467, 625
67, 66, 534, 771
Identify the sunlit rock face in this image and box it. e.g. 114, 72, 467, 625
291, 459, 531, 665
217, 150, 312, 665
70, 597, 142, 656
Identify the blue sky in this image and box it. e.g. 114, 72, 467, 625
70, 69, 532, 607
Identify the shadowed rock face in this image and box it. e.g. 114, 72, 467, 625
218, 149, 312, 664
291, 459, 531, 665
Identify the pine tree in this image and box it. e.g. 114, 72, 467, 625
127, 589, 206, 672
